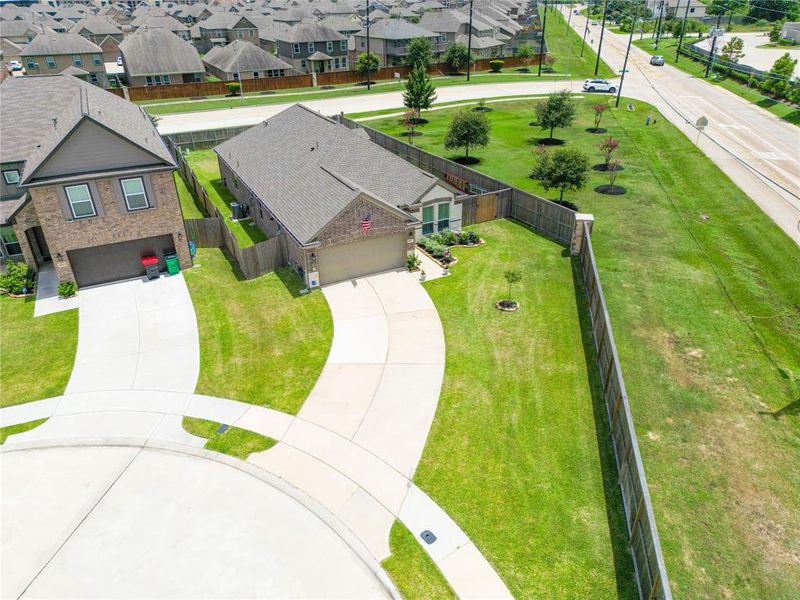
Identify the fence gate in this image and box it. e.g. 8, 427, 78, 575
476, 194, 498, 223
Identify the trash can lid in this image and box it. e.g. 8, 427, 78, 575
141, 255, 158, 266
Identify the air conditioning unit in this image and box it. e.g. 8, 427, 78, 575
230, 202, 246, 220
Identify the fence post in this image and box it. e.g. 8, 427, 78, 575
570, 213, 595, 255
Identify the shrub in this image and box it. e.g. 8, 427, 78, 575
225, 82, 241, 96
406, 253, 421, 271
0, 261, 35, 295
58, 280, 77, 298
440, 229, 459, 246
418, 236, 447, 258
466, 230, 480, 245
430, 232, 444, 245
489, 59, 504, 73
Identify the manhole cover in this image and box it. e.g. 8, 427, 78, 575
420, 530, 437, 545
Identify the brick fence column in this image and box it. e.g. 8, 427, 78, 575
570, 213, 595, 256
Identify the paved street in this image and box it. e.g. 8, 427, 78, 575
692, 31, 800, 73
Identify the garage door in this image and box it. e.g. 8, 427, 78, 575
67, 234, 176, 288
317, 233, 406, 285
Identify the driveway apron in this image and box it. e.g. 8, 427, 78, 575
65, 275, 199, 394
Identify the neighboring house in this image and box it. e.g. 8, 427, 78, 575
174, 4, 214, 25
119, 28, 205, 86
215, 104, 460, 288
317, 14, 363, 37
0, 74, 191, 285
781, 22, 800, 43
20, 33, 108, 87
196, 13, 259, 52
0, 20, 46, 45
1, 38, 25, 64
202, 39, 294, 80
130, 14, 191, 40
351, 18, 443, 67
274, 23, 348, 73
69, 16, 124, 61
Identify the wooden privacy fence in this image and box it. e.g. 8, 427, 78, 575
578, 224, 672, 600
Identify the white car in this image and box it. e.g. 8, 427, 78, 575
582, 78, 617, 93
8, 60, 22, 71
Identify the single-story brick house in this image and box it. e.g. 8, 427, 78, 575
0, 74, 191, 287
214, 104, 460, 287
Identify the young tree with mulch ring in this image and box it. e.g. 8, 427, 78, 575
531, 147, 590, 202
595, 158, 626, 195
534, 91, 576, 143
402, 109, 420, 143
403, 63, 437, 122
355, 51, 380, 84
596, 136, 620, 170
497, 270, 522, 311
444, 110, 490, 163
590, 103, 608, 133
515, 44, 535, 72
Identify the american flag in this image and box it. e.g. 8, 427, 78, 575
360, 213, 371, 233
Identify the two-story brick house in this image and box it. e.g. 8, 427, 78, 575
119, 28, 205, 87
69, 16, 124, 61
20, 33, 109, 87
351, 19, 445, 67
195, 13, 259, 53
0, 74, 191, 287
274, 23, 348, 73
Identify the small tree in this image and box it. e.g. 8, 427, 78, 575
404, 36, 434, 70
763, 53, 798, 98
607, 158, 622, 188
597, 136, 620, 168
444, 42, 471, 73
403, 109, 417, 144
769, 22, 782, 44
504, 270, 522, 300
515, 44, 535, 71
489, 59, 504, 72
444, 110, 490, 160
403, 63, 437, 120
721, 36, 745, 63
535, 90, 576, 141
531, 148, 590, 201
355, 51, 380, 81
226, 81, 241, 96
592, 103, 608, 130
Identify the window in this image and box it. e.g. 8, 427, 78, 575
307, 41, 314, 53
25, 57, 35, 69
300, 59, 306, 70
3, 170, 20, 185
334, 57, 339, 69
46, 55, 56, 68
237, 30, 243, 38
326, 40, 333, 52
0, 226, 21, 257
89, 72, 98, 84
233, 71, 240, 80
292, 42, 301, 54
163, 74, 171, 84
340, 40, 347, 51
422, 205, 434, 236
193, 73, 202, 82
120, 177, 149, 210
248, 29, 254, 37
65, 184, 96, 219
72, 54, 82, 67
253, 71, 260, 78
92, 53, 102, 65
437, 202, 450, 231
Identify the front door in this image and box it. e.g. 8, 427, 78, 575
33, 226, 50, 260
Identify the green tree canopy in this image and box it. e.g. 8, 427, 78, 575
721, 36, 745, 62
515, 44, 535, 69
535, 91, 577, 140
355, 52, 380, 79
444, 42, 471, 73
444, 110, 490, 159
403, 63, 437, 119
763, 52, 799, 97
404, 36, 434, 70
531, 147, 590, 201
749, 0, 798, 21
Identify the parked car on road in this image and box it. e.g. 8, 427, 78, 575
582, 78, 617, 93
650, 55, 665, 66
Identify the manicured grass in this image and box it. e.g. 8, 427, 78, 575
633, 37, 800, 125
381, 521, 456, 600
0, 419, 47, 444
542, 5, 615, 79
182, 416, 276, 460
413, 219, 635, 598
184, 248, 332, 415
173, 171, 207, 219
183, 149, 267, 247
365, 99, 800, 598
0, 296, 77, 408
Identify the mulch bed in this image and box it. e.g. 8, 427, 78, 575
586, 127, 607, 134
592, 164, 625, 172
320, 85, 335, 90
594, 185, 627, 195
416, 246, 458, 268
454, 156, 481, 165
259, 91, 276, 95
401, 131, 423, 137
535, 138, 566, 146
495, 300, 520, 312
472, 106, 493, 112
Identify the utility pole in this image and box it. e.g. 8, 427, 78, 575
704, 10, 723, 77
567, 1, 574, 31
654, 0, 664, 49
466, 0, 474, 81
366, 0, 371, 90
594, 0, 608, 76
616, 9, 637, 107
538, 0, 548, 76
580, 0, 591, 57
676, 0, 691, 62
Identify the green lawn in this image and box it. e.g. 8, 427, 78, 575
0, 419, 47, 444
542, 5, 615, 79
382, 521, 456, 599
633, 37, 800, 125
184, 248, 332, 415
173, 171, 207, 219
0, 296, 77, 407
365, 99, 800, 598
182, 416, 276, 459
183, 149, 267, 247
414, 219, 635, 598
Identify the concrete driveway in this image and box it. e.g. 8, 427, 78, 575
66, 274, 199, 394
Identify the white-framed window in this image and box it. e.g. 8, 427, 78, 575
89, 72, 98, 84
25, 57, 35, 69
307, 41, 314, 53
253, 71, 260, 78
248, 29, 254, 37
120, 177, 149, 211
326, 40, 333, 52
300, 59, 306, 70
92, 53, 102, 65
0, 225, 21, 257
340, 40, 347, 51
237, 30, 243, 38
334, 57, 339, 69
292, 42, 301, 55
163, 74, 171, 84
341, 57, 347, 69
422, 205, 434, 236
72, 54, 82, 67
65, 183, 96, 219
437, 202, 450, 231
3, 170, 20, 185
233, 71, 240, 80
46, 55, 56, 68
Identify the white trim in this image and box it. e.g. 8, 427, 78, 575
120, 176, 149, 211
65, 183, 97, 219
2, 170, 20, 185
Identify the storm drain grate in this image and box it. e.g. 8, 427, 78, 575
217, 424, 229, 434
420, 530, 437, 545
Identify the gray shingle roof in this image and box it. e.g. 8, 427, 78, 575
274, 22, 345, 42
20, 32, 101, 56
215, 104, 441, 244
202, 39, 293, 73
131, 14, 189, 31
69, 16, 123, 36
0, 74, 175, 178
354, 18, 438, 40
197, 12, 257, 30
119, 28, 203, 76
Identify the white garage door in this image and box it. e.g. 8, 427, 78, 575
317, 233, 406, 285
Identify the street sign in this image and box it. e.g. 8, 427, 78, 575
695, 116, 709, 130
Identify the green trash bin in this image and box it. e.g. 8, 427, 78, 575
164, 252, 180, 275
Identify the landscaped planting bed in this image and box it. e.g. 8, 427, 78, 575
363, 97, 800, 598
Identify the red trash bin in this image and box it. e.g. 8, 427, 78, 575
141, 255, 160, 280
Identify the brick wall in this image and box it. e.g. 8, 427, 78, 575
316, 193, 412, 250
11, 202, 42, 270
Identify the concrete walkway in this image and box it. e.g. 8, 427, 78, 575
34, 263, 78, 317
66, 274, 200, 394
